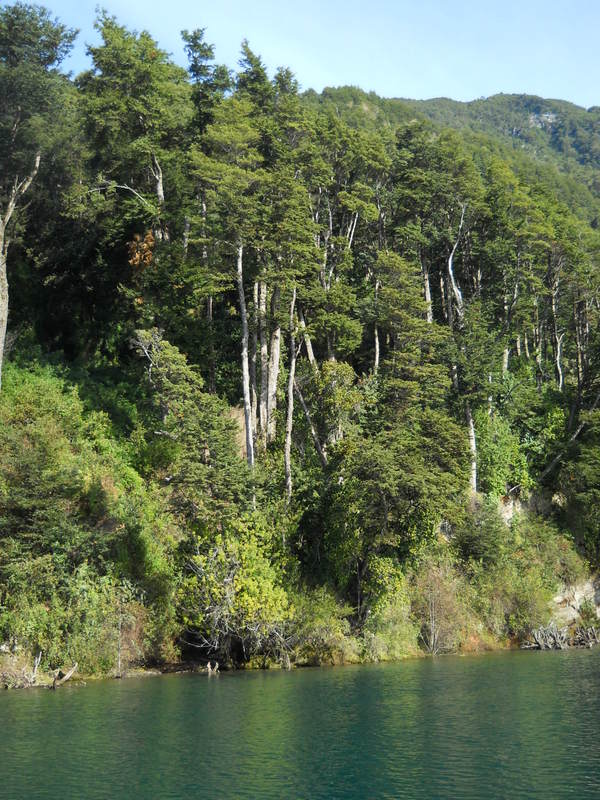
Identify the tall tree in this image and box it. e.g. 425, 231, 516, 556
0, 2, 76, 388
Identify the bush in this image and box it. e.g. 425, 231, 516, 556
410, 552, 476, 654
290, 587, 358, 665
361, 557, 419, 661
178, 515, 291, 663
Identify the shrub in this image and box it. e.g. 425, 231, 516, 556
410, 552, 475, 654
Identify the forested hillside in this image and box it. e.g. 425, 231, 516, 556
1, 3, 599, 678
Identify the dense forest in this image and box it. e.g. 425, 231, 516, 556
2, 3, 600, 679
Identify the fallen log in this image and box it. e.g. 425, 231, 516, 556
51, 663, 77, 690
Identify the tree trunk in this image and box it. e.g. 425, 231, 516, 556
550, 278, 563, 391
422, 258, 433, 324
298, 306, 318, 373
0, 151, 40, 392
284, 288, 297, 503
258, 281, 268, 445
374, 277, 381, 372
267, 284, 281, 444
151, 153, 169, 242
465, 400, 477, 493
236, 243, 254, 468
0, 247, 8, 393
182, 216, 190, 260
250, 282, 258, 437
502, 347, 510, 377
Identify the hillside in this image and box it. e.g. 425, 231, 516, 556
2, 4, 600, 681
303, 87, 600, 221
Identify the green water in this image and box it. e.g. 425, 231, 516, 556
2, 649, 600, 799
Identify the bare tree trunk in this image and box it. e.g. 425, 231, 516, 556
374, 278, 381, 372
422, 258, 433, 324
551, 278, 563, 391
444, 204, 477, 493
298, 306, 318, 373
502, 347, 510, 377
258, 281, 268, 445
555, 333, 564, 392
250, 282, 258, 437
0, 151, 40, 392
150, 153, 169, 242
0, 248, 8, 393
267, 284, 281, 444
446, 203, 467, 326
284, 288, 297, 503
465, 400, 477, 493
236, 243, 254, 468
575, 300, 584, 391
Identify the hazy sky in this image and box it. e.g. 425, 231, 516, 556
44, 0, 599, 108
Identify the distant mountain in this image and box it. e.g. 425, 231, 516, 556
303, 87, 600, 221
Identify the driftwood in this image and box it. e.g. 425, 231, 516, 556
573, 626, 600, 648
521, 622, 570, 650
51, 663, 77, 690
1, 651, 42, 689
522, 622, 600, 650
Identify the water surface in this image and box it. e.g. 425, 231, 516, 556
2, 649, 600, 799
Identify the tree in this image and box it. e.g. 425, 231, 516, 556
0, 2, 76, 389
77, 12, 193, 242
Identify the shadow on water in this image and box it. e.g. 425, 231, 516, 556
2, 649, 600, 799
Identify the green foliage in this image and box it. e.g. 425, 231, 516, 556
474, 409, 531, 497
461, 511, 585, 639
0, 362, 176, 668
179, 514, 290, 662
361, 558, 419, 661
0, 5, 597, 674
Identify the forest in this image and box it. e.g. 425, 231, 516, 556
1, 2, 600, 679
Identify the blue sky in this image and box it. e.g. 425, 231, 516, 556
40, 0, 599, 108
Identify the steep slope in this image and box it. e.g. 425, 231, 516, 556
303, 87, 600, 221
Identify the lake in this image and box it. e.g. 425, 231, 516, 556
2, 649, 600, 799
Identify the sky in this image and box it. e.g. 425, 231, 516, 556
35, 0, 600, 108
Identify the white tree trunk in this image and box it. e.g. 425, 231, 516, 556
284, 288, 297, 503
250, 282, 258, 437
267, 284, 281, 443
465, 400, 477, 493
236, 243, 254, 468
298, 306, 318, 373
150, 153, 169, 242
258, 281, 268, 444
502, 347, 509, 376
422, 259, 433, 324
0, 247, 8, 393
